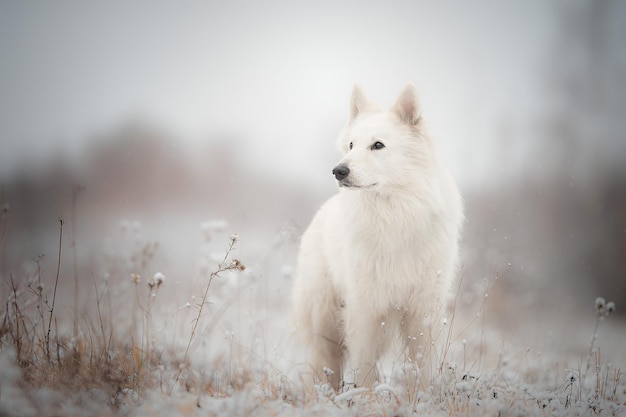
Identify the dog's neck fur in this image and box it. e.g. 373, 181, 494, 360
341, 182, 444, 236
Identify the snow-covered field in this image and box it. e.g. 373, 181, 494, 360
1, 214, 624, 417
2, 1, 625, 415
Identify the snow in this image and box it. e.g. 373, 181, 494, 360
1, 324, 624, 414
1, 218, 625, 417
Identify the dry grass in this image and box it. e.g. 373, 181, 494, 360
0, 203, 625, 416
0, 208, 257, 411
2, 219, 150, 406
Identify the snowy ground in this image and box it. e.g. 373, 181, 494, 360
1, 217, 625, 417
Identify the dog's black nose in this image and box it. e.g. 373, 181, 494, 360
332, 165, 350, 181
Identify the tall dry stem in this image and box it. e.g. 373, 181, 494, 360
182, 235, 243, 365
9, 274, 21, 362
585, 297, 615, 379
71, 184, 83, 338
45, 217, 64, 362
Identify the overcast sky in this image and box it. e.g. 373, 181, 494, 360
0, 2, 561, 184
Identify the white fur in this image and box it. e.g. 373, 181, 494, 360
292, 83, 463, 393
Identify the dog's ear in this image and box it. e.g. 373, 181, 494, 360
350, 84, 368, 123
393, 83, 421, 126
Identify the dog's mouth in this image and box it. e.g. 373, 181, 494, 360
338, 181, 377, 189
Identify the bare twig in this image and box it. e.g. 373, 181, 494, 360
585, 297, 615, 379
9, 274, 21, 362
46, 217, 64, 362
182, 236, 241, 364
94, 279, 109, 354
171, 235, 244, 397
71, 184, 83, 338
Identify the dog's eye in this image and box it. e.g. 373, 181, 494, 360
349, 142, 353, 150
371, 141, 385, 150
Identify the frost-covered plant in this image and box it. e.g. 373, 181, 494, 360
594, 297, 616, 318
128, 270, 167, 386
586, 296, 616, 376
44, 218, 64, 363
146, 272, 165, 326
564, 369, 578, 408
148, 271, 165, 289
181, 233, 245, 365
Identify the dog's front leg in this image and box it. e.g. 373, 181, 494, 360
342, 305, 384, 389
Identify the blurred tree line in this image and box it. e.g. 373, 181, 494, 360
464, 0, 626, 318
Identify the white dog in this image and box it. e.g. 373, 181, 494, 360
292, 83, 463, 393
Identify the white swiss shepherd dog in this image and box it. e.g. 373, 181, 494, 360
292, 83, 464, 395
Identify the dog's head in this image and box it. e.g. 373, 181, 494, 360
333, 83, 436, 193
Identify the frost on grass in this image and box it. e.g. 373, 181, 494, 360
2, 281, 625, 417
1, 217, 625, 417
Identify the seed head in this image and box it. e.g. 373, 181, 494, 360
148, 272, 165, 289
154, 272, 165, 287
595, 297, 616, 317
131, 273, 142, 285
230, 259, 246, 272
606, 301, 616, 315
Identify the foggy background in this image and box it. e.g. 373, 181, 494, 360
1, 0, 625, 336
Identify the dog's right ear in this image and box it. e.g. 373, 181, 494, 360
349, 84, 368, 123
393, 83, 422, 126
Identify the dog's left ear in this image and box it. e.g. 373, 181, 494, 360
393, 83, 421, 126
